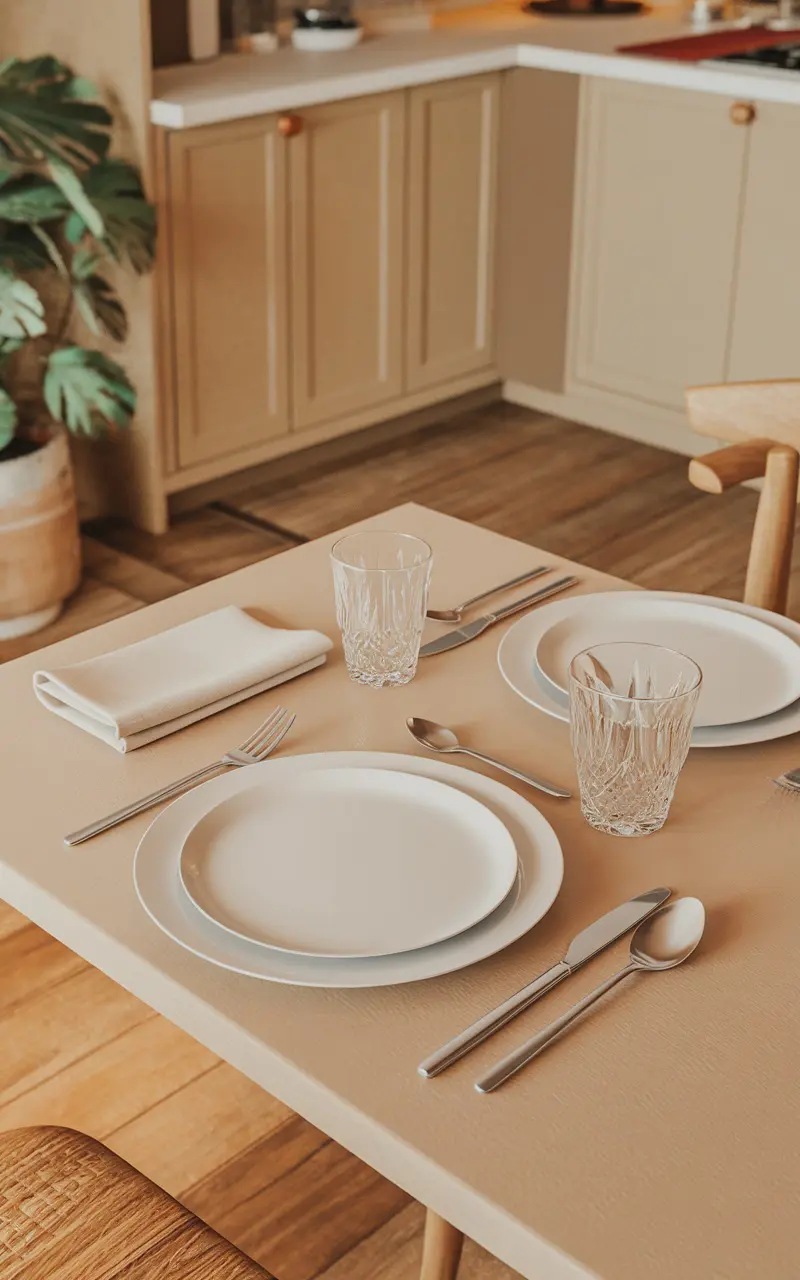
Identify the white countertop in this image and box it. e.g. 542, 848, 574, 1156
151, 4, 800, 127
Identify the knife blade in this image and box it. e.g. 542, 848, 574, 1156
417, 886, 671, 1077
419, 574, 578, 658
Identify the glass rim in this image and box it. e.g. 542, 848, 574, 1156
568, 640, 703, 703
330, 530, 433, 572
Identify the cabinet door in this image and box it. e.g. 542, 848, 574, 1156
406, 75, 499, 392
570, 79, 747, 411
728, 101, 800, 381
167, 117, 289, 468
289, 93, 405, 431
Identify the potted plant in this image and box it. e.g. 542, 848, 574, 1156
0, 55, 155, 639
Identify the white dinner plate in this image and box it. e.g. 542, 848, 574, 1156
179, 767, 518, 959
498, 590, 800, 748
533, 594, 800, 727
134, 752, 564, 987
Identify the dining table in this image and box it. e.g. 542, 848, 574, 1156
0, 501, 797, 1280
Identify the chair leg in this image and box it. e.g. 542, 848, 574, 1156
744, 444, 799, 614
420, 1209, 465, 1280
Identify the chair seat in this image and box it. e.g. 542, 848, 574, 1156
0, 1127, 274, 1280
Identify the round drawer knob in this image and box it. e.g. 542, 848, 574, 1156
730, 102, 756, 126
278, 114, 303, 138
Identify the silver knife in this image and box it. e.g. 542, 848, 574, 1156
417, 887, 671, 1078
419, 575, 578, 657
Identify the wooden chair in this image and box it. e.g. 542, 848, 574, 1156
0, 1126, 274, 1280
686, 380, 800, 616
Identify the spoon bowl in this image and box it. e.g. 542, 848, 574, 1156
427, 607, 466, 623
407, 717, 462, 753
631, 896, 705, 970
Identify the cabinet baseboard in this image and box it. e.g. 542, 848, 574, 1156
502, 380, 715, 459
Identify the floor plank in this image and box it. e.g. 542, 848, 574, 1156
0, 1016, 218, 1139
88, 507, 296, 586
0, 967, 152, 1108
0, 576, 143, 663
0, 926, 86, 1017
107, 1062, 294, 1197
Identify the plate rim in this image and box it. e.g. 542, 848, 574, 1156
178, 765, 520, 960
533, 593, 800, 728
133, 751, 564, 988
498, 589, 800, 748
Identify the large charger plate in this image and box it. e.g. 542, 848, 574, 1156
134, 751, 564, 988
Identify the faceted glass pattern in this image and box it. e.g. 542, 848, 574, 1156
568, 642, 701, 837
331, 531, 432, 688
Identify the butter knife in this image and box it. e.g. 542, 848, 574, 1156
419, 575, 578, 657
417, 887, 671, 1077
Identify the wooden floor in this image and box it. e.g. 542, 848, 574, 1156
0, 402, 786, 1279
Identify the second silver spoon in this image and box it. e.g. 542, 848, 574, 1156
406, 717, 572, 800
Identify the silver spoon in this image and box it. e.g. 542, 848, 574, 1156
406, 717, 572, 800
426, 567, 549, 623
476, 897, 705, 1092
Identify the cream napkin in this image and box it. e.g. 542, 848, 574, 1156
33, 605, 332, 752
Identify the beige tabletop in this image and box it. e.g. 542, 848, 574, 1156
0, 503, 797, 1280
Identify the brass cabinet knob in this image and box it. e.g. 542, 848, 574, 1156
277, 114, 303, 138
730, 102, 756, 126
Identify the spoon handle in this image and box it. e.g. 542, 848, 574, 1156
454, 566, 549, 614
475, 962, 639, 1093
460, 747, 572, 800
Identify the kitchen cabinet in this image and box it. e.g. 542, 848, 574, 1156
166, 116, 289, 468
569, 78, 748, 412
290, 93, 406, 430
727, 100, 800, 382
406, 75, 500, 391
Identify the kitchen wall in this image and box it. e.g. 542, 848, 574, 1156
0, 0, 163, 528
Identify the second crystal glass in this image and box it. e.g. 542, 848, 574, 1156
331, 531, 432, 688
569, 641, 702, 837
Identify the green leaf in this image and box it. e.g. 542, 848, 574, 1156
73, 273, 128, 342
0, 269, 45, 339
31, 224, 68, 276
0, 383, 16, 452
0, 62, 111, 166
0, 223, 53, 271
44, 345, 135, 436
48, 158, 104, 237
0, 173, 69, 222
65, 159, 155, 273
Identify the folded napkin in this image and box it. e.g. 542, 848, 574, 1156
33, 606, 332, 752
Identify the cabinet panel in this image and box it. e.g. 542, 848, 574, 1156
407, 75, 499, 391
728, 101, 800, 381
168, 117, 289, 468
289, 93, 405, 431
570, 79, 747, 411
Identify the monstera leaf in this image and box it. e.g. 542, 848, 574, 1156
71, 246, 127, 341
0, 57, 110, 166
0, 173, 69, 223
0, 269, 46, 339
44, 345, 136, 436
65, 159, 155, 272
0, 383, 16, 452
0, 224, 54, 272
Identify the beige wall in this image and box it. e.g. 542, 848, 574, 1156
0, 0, 164, 529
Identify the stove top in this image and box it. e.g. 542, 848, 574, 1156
712, 39, 800, 70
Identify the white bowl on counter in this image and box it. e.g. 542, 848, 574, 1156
291, 25, 363, 49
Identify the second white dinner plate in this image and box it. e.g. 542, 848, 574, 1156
133, 752, 564, 987
533, 593, 800, 727
179, 767, 518, 958
498, 590, 800, 748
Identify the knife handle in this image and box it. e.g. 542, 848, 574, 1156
489, 576, 578, 625
418, 960, 571, 1078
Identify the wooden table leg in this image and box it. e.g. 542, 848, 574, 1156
420, 1208, 465, 1280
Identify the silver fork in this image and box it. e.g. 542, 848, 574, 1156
772, 767, 800, 793
64, 707, 296, 846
